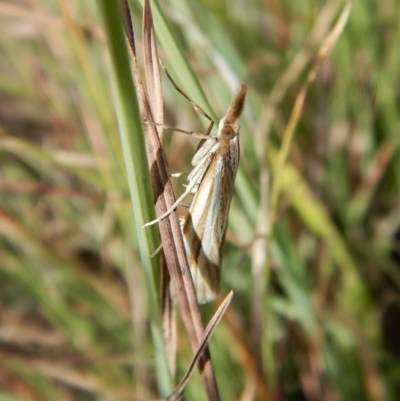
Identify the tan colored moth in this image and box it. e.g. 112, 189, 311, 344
144, 65, 246, 303
181, 84, 247, 303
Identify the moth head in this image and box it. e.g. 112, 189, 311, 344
219, 125, 236, 143
218, 83, 247, 143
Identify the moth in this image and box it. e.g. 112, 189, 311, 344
144, 68, 246, 303
181, 84, 247, 303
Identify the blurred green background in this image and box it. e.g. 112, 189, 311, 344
1, 0, 399, 400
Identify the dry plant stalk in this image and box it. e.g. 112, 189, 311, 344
120, 0, 221, 399
166, 291, 233, 401
268, 2, 352, 233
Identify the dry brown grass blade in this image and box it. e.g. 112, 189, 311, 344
223, 308, 271, 401
121, 1, 220, 399
166, 292, 234, 401
254, 0, 343, 148
0, 180, 103, 200
161, 254, 177, 379
250, 165, 270, 386
120, 0, 136, 55
348, 139, 395, 223
268, 2, 352, 235
143, 0, 163, 133
142, 0, 174, 378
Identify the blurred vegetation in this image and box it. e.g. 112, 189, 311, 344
1, 0, 400, 400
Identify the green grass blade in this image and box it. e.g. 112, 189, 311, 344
98, 1, 172, 395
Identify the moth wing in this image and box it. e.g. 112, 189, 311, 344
191, 138, 218, 166
186, 143, 218, 195
183, 154, 236, 303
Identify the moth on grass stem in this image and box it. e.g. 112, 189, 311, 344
144, 65, 247, 303
181, 84, 247, 303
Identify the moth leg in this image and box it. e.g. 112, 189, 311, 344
143, 120, 214, 141
142, 176, 198, 227
149, 243, 163, 258
170, 171, 190, 178
170, 171, 191, 206
159, 58, 215, 137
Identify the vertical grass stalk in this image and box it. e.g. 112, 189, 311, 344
98, 1, 172, 395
